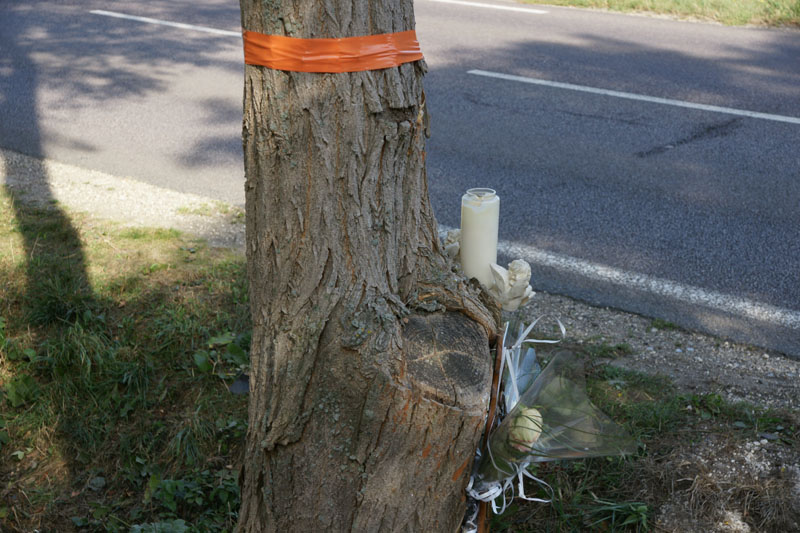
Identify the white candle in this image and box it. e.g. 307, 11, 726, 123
460, 188, 499, 287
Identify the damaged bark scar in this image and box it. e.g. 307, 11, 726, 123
375, 105, 416, 123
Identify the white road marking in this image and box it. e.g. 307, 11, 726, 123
441, 226, 800, 330
500, 240, 800, 329
430, 0, 547, 14
469, 69, 800, 125
90, 10, 240, 37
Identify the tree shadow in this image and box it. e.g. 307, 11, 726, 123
0, 3, 244, 529
177, 97, 242, 168
0, 2, 244, 185
1, 0, 246, 312
1, 6, 97, 525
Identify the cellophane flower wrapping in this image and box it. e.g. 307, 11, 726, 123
475, 349, 636, 485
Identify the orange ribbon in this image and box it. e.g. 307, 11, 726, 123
243, 30, 424, 73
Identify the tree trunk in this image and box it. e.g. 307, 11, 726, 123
237, 2, 498, 531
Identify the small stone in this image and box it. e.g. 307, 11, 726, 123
760, 439, 768, 445
676, 348, 683, 353
687, 347, 694, 352
650, 328, 657, 333
763, 353, 769, 359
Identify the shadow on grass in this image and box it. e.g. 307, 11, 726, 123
0, 3, 126, 527
0, 178, 251, 530
1, 0, 98, 514
0, 4, 250, 530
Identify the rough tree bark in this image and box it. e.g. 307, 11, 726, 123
237, 2, 499, 531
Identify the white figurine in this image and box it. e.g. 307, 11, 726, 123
444, 229, 533, 311
488, 259, 534, 311
443, 229, 461, 259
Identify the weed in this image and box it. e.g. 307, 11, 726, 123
2, 373, 39, 408
650, 318, 679, 331
584, 498, 649, 530
176, 204, 216, 217
26, 266, 95, 325
120, 228, 182, 241
584, 341, 635, 358
176, 202, 244, 224
0, 316, 8, 352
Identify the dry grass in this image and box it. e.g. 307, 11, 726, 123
522, 0, 800, 27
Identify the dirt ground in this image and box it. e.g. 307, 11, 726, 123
527, 292, 800, 532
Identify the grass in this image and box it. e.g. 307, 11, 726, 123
176, 203, 245, 224
649, 318, 679, 331
0, 191, 249, 532
583, 340, 635, 358
489, 346, 800, 532
521, 0, 800, 26
2, 189, 798, 531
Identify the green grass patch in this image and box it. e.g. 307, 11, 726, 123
650, 318, 680, 331
176, 204, 217, 217
584, 341, 635, 358
0, 191, 249, 532
521, 0, 800, 26
176, 203, 245, 224
119, 228, 182, 241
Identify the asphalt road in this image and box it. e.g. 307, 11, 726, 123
1, 0, 799, 355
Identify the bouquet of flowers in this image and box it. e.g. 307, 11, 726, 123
467, 320, 636, 517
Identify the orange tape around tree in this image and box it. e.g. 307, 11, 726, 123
243, 30, 424, 73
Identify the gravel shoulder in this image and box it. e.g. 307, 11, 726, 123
3, 147, 799, 413
527, 293, 800, 412
1, 149, 245, 250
